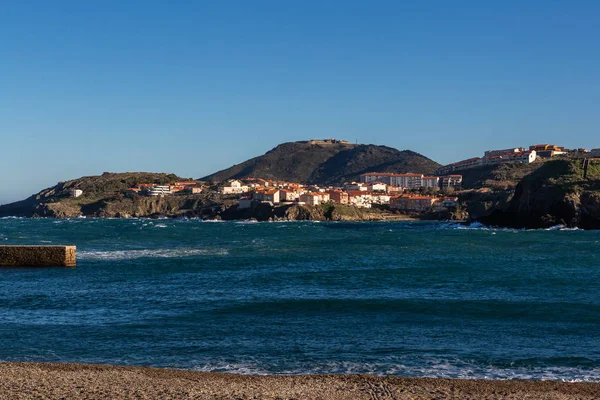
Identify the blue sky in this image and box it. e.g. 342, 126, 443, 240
1, 1, 599, 204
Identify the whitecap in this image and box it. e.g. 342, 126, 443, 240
78, 248, 229, 260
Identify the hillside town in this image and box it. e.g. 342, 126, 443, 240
65, 142, 599, 216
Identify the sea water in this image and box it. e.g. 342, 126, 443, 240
0, 218, 599, 381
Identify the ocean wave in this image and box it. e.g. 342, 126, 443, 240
191, 358, 600, 382
78, 248, 229, 260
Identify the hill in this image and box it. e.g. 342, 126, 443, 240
0, 172, 193, 218
201, 141, 441, 184
480, 159, 600, 229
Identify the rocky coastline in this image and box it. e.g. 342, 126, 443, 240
1, 159, 599, 228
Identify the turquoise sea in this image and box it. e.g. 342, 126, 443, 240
0, 218, 599, 381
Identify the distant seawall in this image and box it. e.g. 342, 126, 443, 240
0, 246, 76, 267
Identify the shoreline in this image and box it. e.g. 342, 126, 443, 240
1, 362, 599, 399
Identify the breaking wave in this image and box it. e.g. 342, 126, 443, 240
192, 358, 600, 382
78, 248, 229, 260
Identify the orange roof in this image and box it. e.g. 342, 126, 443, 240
346, 190, 368, 196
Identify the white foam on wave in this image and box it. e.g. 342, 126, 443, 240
191, 359, 600, 382
437, 222, 491, 230
78, 248, 229, 260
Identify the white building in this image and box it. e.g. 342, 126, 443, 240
148, 186, 171, 196
483, 150, 537, 165
421, 176, 439, 189
222, 180, 249, 194
70, 189, 83, 198
255, 189, 280, 204
360, 173, 424, 189
299, 193, 321, 205
367, 183, 387, 192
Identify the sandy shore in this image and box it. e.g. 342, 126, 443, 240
0, 363, 599, 399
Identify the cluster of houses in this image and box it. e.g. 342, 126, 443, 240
438, 144, 599, 174
126, 181, 203, 197
221, 174, 460, 213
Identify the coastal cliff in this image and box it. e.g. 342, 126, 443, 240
480, 159, 600, 229
0, 173, 217, 219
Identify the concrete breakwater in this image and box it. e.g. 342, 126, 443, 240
0, 246, 76, 267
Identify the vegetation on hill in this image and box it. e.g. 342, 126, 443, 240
0, 172, 193, 218
480, 159, 600, 229
453, 160, 546, 190
201, 142, 440, 184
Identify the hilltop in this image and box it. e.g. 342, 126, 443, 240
201, 141, 441, 184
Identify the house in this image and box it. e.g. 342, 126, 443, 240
327, 190, 349, 204
255, 189, 280, 204
69, 189, 83, 198
244, 177, 270, 187
390, 195, 437, 212
367, 182, 387, 192
529, 144, 565, 152
222, 180, 249, 194
185, 186, 203, 194
370, 193, 391, 204
529, 144, 566, 158
279, 189, 299, 202
299, 193, 321, 205
347, 191, 372, 208
592, 148, 600, 156
386, 186, 403, 193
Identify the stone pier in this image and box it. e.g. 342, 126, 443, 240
0, 246, 76, 267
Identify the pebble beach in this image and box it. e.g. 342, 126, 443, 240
1, 363, 600, 400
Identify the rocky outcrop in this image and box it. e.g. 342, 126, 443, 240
220, 203, 413, 222
480, 159, 600, 229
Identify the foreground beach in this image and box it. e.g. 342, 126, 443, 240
1, 363, 599, 400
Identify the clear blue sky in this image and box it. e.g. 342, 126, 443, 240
1, 1, 599, 204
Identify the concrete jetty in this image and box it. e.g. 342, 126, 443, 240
0, 246, 76, 267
